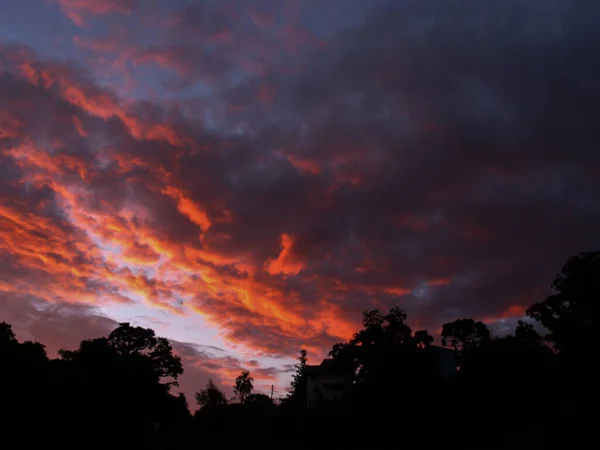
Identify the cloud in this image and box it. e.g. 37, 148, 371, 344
264, 233, 305, 276
161, 185, 212, 234
2, 0, 600, 388
54, 0, 136, 26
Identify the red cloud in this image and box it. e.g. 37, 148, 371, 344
0, 113, 24, 138
287, 155, 322, 175
72, 116, 88, 137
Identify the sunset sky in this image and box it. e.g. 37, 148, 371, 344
1, 0, 599, 401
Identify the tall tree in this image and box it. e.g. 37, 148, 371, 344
283, 349, 309, 407
441, 319, 490, 351
195, 379, 227, 409
233, 370, 254, 403
527, 251, 598, 421
527, 251, 598, 353
290, 349, 307, 393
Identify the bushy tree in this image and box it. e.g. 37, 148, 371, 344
441, 318, 490, 351
195, 379, 227, 409
414, 330, 434, 348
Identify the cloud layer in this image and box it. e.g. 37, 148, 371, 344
1, 0, 600, 390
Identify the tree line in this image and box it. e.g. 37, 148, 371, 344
1, 251, 596, 449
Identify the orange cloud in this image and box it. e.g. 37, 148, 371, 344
6, 140, 89, 181
384, 287, 412, 296
121, 242, 161, 266
1, 136, 188, 314
161, 185, 212, 233
1, 124, 368, 358
264, 233, 306, 276
0, 198, 133, 307
11, 56, 190, 147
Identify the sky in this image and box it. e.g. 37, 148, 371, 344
1, 0, 599, 402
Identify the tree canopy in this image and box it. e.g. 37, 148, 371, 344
441, 318, 491, 351
196, 379, 228, 409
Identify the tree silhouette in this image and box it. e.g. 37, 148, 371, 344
527, 251, 598, 431
107, 322, 183, 386
0, 321, 17, 344
0, 322, 51, 439
245, 393, 274, 407
514, 320, 545, 349
527, 250, 598, 353
325, 306, 442, 417
291, 349, 307, 391
350, 307, 414, 383
328, 342, 358, 375
441, 318, 490, 351
233, 370, 254, 403
414, 330, 434, 348
52, 324, 188, 444
108, 322, 157, 355
283, 348, 308, 406
195, 379, 228, 409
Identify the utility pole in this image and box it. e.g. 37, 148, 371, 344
270, 384, 274, 400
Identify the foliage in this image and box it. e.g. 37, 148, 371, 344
0, 321, 17, 344
527, 250, 598, 353
108, 322, 183, 386
441, 318, 491, 351
283, 349, 308, 407
290, 349, 307, 392
233, 370, 254, 403
414, 330, 434, 348
195, 379, 228, 409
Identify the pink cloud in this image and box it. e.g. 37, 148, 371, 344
55, 0, 136, 26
